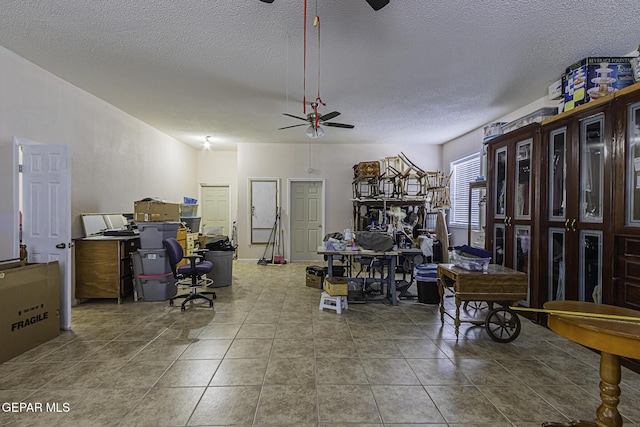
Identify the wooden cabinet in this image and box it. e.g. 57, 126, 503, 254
539, 102, 614, 306
612, 86, 640, 310
75, 236, 140, 303
485, 123, 540, 307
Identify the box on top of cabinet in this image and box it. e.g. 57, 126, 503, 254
134, 198, 181, 222
563, 57, 634, 112
0, 261, 60, 363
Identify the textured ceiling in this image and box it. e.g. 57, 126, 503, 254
0, 1, 638, 149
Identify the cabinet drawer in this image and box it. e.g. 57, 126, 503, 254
120, 238, 140, 257
623, 238, 640, 257
621, 281, 640, 309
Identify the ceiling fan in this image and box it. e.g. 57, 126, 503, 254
279, 102, 354, 138
259, 0, 390, 11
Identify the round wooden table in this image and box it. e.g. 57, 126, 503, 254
542, 301, 640, 427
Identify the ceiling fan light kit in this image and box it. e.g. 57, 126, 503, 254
306, 125, 324, 138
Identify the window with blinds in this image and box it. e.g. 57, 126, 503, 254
450, 153, 481, 227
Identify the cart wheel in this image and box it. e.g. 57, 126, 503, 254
485, 307, 521, 343
209, 300, 214, 307
463, 301, 486, 311
169, 300, 174, 306
180, 306, 186, 312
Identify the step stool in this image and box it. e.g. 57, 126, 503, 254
319, 291, 348, 314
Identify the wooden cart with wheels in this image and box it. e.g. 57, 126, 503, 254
437, 263, 528, 343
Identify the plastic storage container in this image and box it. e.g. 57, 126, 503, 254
450, 251, 491, 271
180, 204, 198, 217
139, 275, 177, 301
180, 217, 201, 233
204, 250, 233, 287
137, 222, 180, 249
137, 249, 171, 275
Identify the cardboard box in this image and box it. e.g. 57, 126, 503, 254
548, 79, 562, 100
563, 57, 634, 112
134, 198, 181, 222
306, 265, 324, 289
324, 277, 349, 296
0, 261, 60, 363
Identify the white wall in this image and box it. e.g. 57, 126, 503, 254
235, 142, 441, 260
0, 46, 198, 239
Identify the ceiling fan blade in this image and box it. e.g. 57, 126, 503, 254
319, 111, 341, 121
324, 122, 355, 129
366, 0, 389, 11
278, 124, 308, 130
283, 113, 309, 122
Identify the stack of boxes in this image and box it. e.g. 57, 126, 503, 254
132, 222, 181, 301
562, 57, 634, 112
132, 198, 183, 301
180, 200, 201, 234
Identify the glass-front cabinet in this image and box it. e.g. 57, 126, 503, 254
614, 91, 640, 311
626, 101, 640, 226
485, 123, 540, 307
540, 105, 612, 306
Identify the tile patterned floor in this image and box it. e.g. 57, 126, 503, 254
1, 261, 639, 426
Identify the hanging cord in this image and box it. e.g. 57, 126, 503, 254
313, 0, 325, 129
303, 0, 307, 114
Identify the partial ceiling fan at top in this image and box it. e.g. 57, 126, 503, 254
278, 101, 354, 138
275, 0, 358, 138
259, 0, 390, 11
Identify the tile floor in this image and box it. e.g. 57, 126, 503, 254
1, 261, 639, 427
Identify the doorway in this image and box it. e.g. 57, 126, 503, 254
16, 138, 72, 330
201, 185, 230, 236
289, 180, 324, 262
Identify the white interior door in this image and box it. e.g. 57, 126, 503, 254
250, 179, 278, 244
290, 180, 324, 262
201, 185, 230, 236
20, 139, 72, 330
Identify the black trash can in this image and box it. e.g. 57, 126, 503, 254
417, 279, 439, 304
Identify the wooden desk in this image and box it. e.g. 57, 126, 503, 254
317, 247, 399, 305
75, 236, 140, 303
542, 301, 640, 427
438, 263, 527, 337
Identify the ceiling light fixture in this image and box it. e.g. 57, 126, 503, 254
306, 125, 324, 139
203, 136, 213, 149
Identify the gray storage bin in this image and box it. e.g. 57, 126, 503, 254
140, 276, 177, 301
138, 249, 171, 275
137, 222, 180, 249
204, 250, 233, 287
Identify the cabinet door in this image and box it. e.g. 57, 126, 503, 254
548, 228, 567, 301
514, 225, 531, 305
626, 101, 640, 226
579, 115, 605, 223
514, 139, 532, 220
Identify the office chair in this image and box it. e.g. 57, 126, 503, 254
163, 237, 216, 311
